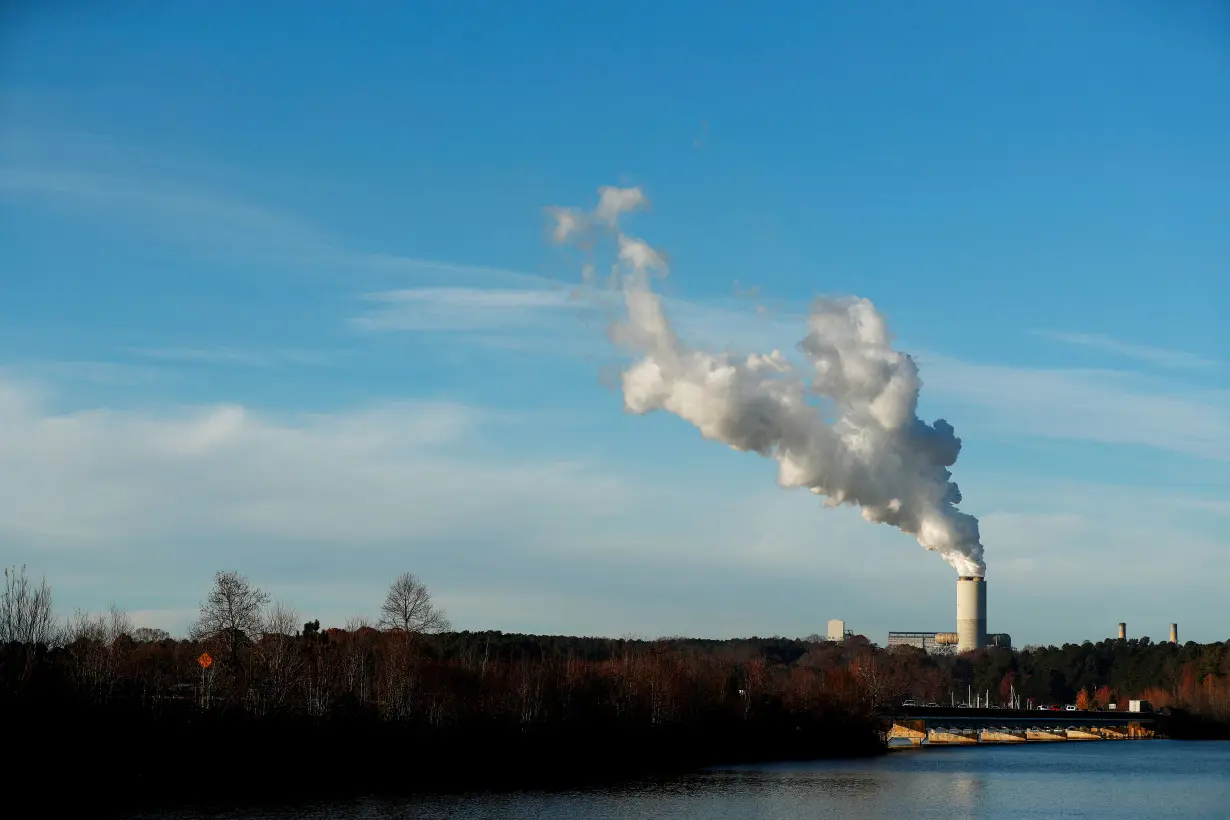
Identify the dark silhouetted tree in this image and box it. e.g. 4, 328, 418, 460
0, 564, 58, 645
191, 570, 269, 669
379, 572, 449, 635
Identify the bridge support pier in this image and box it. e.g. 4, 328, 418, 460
890, 710, 1156, 746
1065, 728, 1101, 741
887, 720, 927, 746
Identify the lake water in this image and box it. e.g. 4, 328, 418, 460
133, 740, 1230, 819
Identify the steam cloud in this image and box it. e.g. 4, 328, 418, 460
551, 186, 985, 577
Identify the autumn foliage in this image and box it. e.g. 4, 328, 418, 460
2, 563, 1229, 811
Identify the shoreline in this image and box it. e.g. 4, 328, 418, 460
14, 709, 887, 815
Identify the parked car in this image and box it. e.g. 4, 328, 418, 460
1065, 705, 1078, 711
924, 702, 939, 707
901, 699, 916, 707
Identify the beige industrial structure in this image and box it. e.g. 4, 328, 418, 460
885, 575, 1008, 655
956, 576, 987, 653
887, 630, 1010, 654
1115, 622, 1178, 643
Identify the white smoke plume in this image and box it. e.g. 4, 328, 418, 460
550, 186, 985, 577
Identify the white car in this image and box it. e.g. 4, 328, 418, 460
1065, 705, 1078, 711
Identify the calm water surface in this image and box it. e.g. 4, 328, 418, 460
136, 740, 1230, 819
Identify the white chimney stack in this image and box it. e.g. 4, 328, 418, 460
957, 576, 987, 653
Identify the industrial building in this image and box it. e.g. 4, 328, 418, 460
826, 619, 854, 642
957, 576, 986, 653
887, 630, 1011, 655
1115, 622, 1179, 644
886, 576, 1010, 655
887, 631, 958, 655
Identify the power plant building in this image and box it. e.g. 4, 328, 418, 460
886, 576, 1008, 655
887, 631, 958, 655
887, 630, 1010, 655
827, 619, 853, 642
957, 576, 987, 653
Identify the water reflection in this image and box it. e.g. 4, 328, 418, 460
131, 741, 1230, 820
949, 773, 985, 812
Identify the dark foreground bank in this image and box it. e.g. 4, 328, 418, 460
1162, 709, 1230, 740
12, 703, 885, 815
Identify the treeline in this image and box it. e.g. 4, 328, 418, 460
4, 564, 1229, 813
955, 638, 1230, 734
438, 629, 1230, 730
0, 567, 886, 814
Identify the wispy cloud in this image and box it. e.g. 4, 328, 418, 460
915, 353, 1230, 461
7, 143, 1228, 465
352, 287, 590, 333
0, 164, 552, 289
0, 374, 614, 548
0, 360, 162, 386
350, 283, 1230, 463
0, 167, 338, 264
119, 346, 339, 367
1034, 329, 1222, 370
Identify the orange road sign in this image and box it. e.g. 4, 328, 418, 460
198, 652, 213, 669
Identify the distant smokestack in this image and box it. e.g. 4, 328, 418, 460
1170, 623, 1178, 644
956, 576, 987, 653
1118, 623, 1126, 640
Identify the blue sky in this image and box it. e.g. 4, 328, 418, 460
1, 1, 1227, 645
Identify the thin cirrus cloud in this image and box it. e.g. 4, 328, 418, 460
1033, 329, 1224, 371
0, 163, 536, 289
0, 372, 621, 548
5, 361, 1224, 641
118, 346, 340, 367
351, 287, 590, 332
913, 353, 1230, 462
5, 151, 1229, 465
352, 283, 1230, 464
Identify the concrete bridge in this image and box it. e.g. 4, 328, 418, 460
888, 706, 1157, 745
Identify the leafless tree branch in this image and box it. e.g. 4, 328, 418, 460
0, 564, 60, 646
378, 572, 449, 635
192, 570, 270, 668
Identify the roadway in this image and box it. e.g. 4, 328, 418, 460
894, 706, 1154, 725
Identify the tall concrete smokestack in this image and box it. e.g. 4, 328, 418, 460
1170, 623, 1178, 644
956, 576, 987, 653
1118, 623, 1126, 640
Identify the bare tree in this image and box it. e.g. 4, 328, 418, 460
252, 599, 302, 713
378, 572, 449, 635
63, 603, 132, 703
131, 627, 171, 643
262, 599, 300, 637
191, 570, 269, 668
345, 615, 374, 632
64, 602, 133, 645
0, 565, 59, 645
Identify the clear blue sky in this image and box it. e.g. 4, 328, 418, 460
2, 1, 1227, 645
